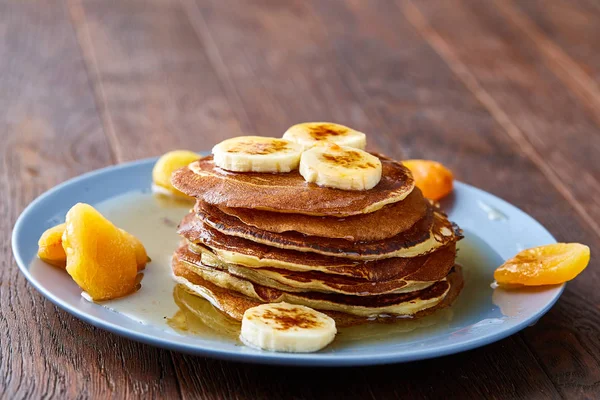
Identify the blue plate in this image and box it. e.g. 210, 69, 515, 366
12, 156, 564, 366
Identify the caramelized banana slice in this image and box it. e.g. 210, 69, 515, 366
299, 143, 382, 190
240, 302, 337, 352
212, 136, 303, 173
283, 122, 366, 150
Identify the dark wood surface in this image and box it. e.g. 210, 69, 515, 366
2, 0, 599, 398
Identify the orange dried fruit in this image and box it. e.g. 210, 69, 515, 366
152, 150, 199, 198
121, 230, 150, 272
62, 203, 140, 300
37, 223, 67, 268
37, 225, 149, 272
494, 243, 590, 286
402, 159, 453, 200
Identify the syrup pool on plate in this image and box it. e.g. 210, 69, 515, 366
84, 192, 511, 348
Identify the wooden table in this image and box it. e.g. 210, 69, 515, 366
2, 0, 599, 398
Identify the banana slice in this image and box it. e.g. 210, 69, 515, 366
299, 143, 382, 190
283, 122, 367, 150
212, 136, 303, 173
240, 302, 337, 353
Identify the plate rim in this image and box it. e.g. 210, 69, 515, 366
11, 156, 565, 366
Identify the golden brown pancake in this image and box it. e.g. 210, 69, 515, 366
173, 250, 455, 317
192, 204, 458, 260
172, 284, 242, 339
173, 256, 259, 321
177, 244, 456, 296
213, 187, 428, 242
179, 213, 460, 279
171, 154, 414, 216
172, 253, 464, 326
189, 239, 458, 281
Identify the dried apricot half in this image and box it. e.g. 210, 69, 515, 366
494, 243, 590, 286
37, 223, 67, 268
402, 159, 454, 201
37, 224, 148, 272
121, 230, 150, 272
152, 150, 199, 198
62, 203, 140, 300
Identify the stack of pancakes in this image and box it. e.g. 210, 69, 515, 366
170, 154, 463, 326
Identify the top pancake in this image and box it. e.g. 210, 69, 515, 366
171, 154, 415, 216
213, 187, 428, 242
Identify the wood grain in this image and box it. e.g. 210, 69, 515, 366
3, 0, 600, 398
403, 0, 600, 243
181, 0, 389, 150
69, 0, 245, 162
510, 0, 600, 84
0, 1, 181, 398
493, 0, 600, 125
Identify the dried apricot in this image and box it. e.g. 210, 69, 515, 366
152, 150, 200, 198
62, 203, 140, 300
37, 224, 149, 271
402, 159, 454, 200
37, 223, 67, 268
494, 243, 590, 286
121, 230, 150, 272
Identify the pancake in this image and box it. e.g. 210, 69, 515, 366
184, 243, 456, 295
191, 204, 458, 259
177, 244, 455, 295
172, 254, 464, 326
213, 187, 428, 242
173, 284, 242, 338
171, 154, 415, 216
172, 249, 459, 318
180, 214, 461, 279
189, 239, 458, 281
173, 256, 260, 321
173, 272, 367, 327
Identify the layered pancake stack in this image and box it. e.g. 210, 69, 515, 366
170, 140, 464, 327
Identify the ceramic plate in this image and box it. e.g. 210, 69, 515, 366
12, 156, 564, 366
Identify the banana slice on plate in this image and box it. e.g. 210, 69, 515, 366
283, 122, 367, 150
240, 302, 337, 353
300, 143, 382, 190
213, 136, 303, 173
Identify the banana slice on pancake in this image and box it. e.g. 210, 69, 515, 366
300, 144, 382, 190
212, 136, 303, 173
240, 302, 337, 353
283, 122, 367, 150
